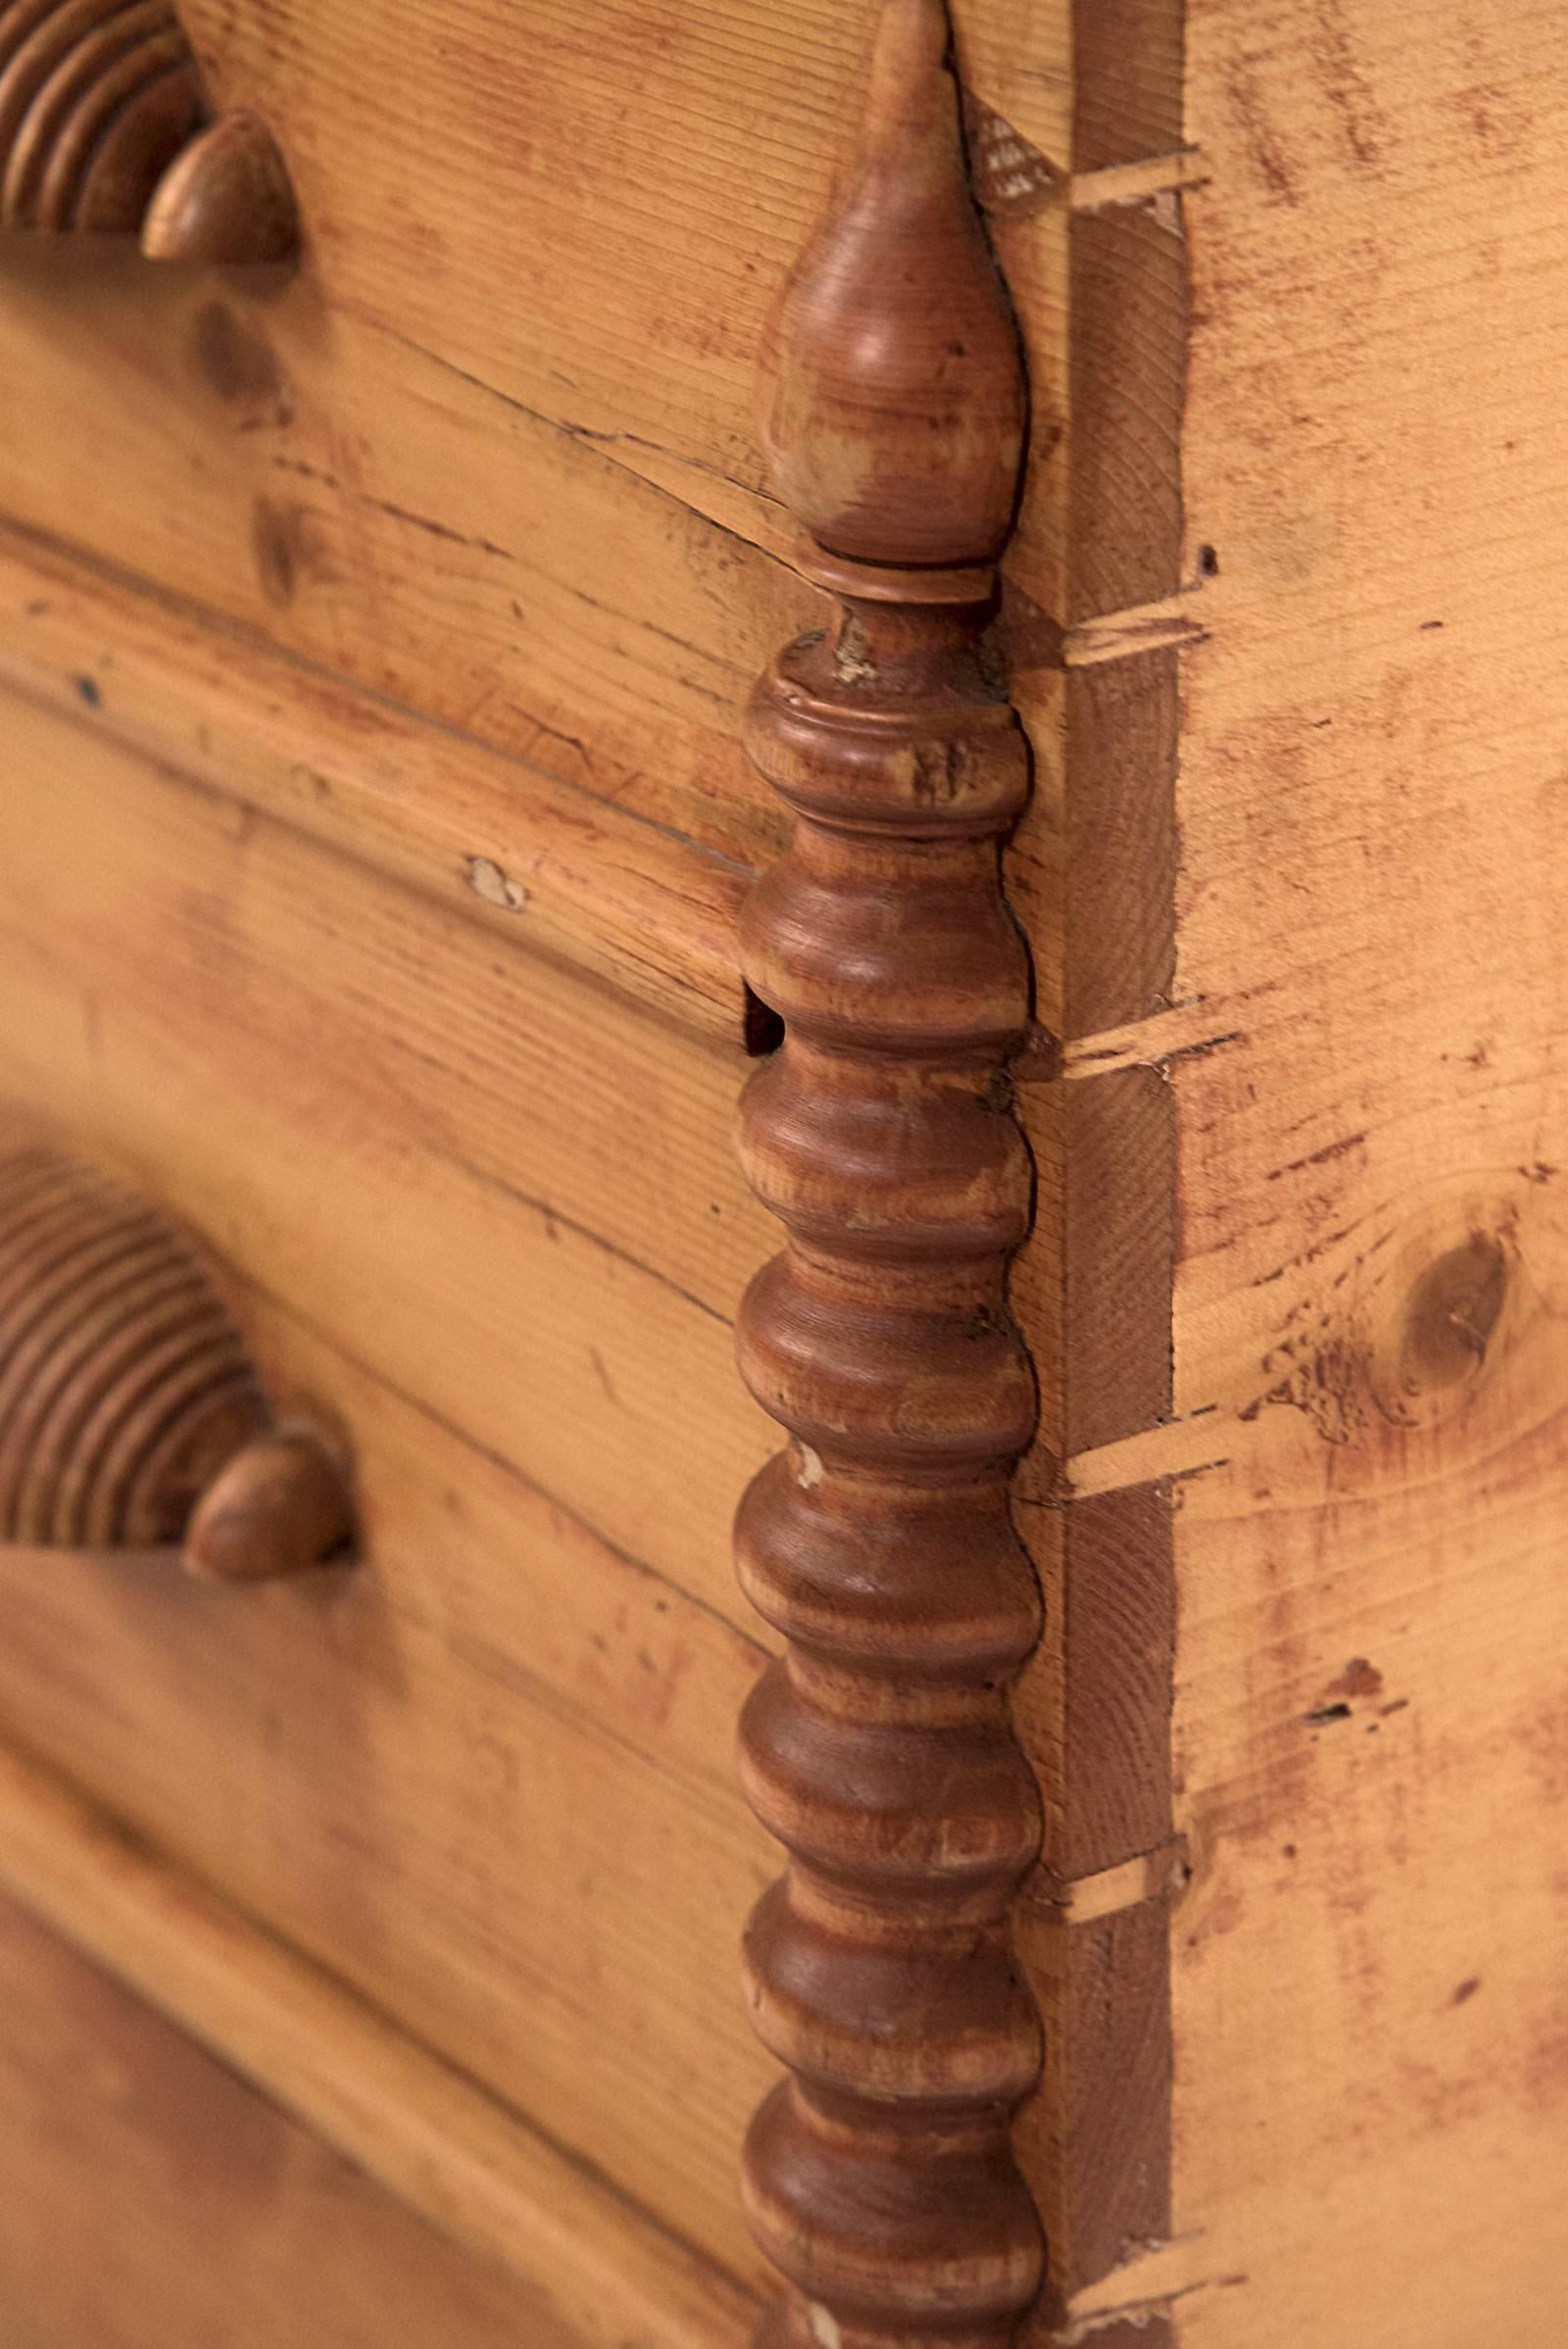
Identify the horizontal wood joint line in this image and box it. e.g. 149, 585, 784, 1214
1062, 594, 1208, 669
0, 1731, 759, 2349
1028, 1841, 1188, 1927
1068, 150, 1208, 212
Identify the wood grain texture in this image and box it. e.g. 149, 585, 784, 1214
0, 1884, 595, 2349
1015, 1483, 1174, 1889
0, 1276, 783, 2289
1062, 2, 1568, 2343
1071, 0, 1184, 174
0, 1737, 761, 2349
0, 687, 790, 2276
0, 690, 778, 1625
1016, 1896, 1172, 2312
0, 0, 850, 870
0, 523, 755, 1045
0, 1898, 597, 2349
734, 7, 1047, 2342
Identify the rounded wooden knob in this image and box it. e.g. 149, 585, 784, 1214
0, 1139, 353, 1576
141, 111, 299, 266
183, 1427, 353, 1586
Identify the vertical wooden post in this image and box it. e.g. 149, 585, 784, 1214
733, 4, 1045, 2342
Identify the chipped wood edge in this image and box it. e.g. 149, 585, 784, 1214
0, 521, 754, 1050
0, 1731, 761, 2349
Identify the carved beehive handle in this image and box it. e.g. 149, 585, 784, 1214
734, 3, 1045, 2346
0, 1141, 352, 1580
0, 0, 297, 262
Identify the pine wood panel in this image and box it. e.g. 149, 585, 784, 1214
0, 207, 808, 869
0, 524, 755, 1048
0, 685, 789, 2277
1057, 3, 1568, 2341
0, 1267, 779, 2284
0, 1883, 594, 2349
0, 687, 778, 1625
0, 1, 1068, 876
0, 1270, 784, 2266
0, 1681, 763, 2348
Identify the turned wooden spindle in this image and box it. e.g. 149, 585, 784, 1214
734, 4, 1045, 2344
0, 1142, 351, 1580
0, 0, 297, 261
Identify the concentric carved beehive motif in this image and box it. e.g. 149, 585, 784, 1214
0, 1143, 267, 1546
0, 1139, 353, 1577
733, 4, 1047, 2342
0, 0, 296, 257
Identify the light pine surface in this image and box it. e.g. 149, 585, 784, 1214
0, 1739, 758, 2349
0, 1, 1563, 2346
0, 1890, 593, 2349
1036, 2, 1568, 2344
0, 688, 784, 2285
1166, 4, 1568, 2340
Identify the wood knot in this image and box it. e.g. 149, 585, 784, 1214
1398, 1235, 1509, 1395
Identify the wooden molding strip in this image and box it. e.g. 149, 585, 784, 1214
0, 1731, 760, 2349
732, 5, 1047, 2343
0, 521, 752, 1049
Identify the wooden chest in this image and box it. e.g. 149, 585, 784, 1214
0, 2, 1564, 2345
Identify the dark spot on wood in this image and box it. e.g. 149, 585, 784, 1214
1401, 1236, 1508, 1393
74, 674, 102, 708
1224, 55, 1300, 205
251, 498, 300, 607
1198, 543, 1219, 577
1451, 1978, 1482, 2007
192, 303, 291, 423
1328, 1656, 1385, 1702
1304, 1702, 1351, 1728
1306, 0, 1389, 171
1266, 1129, 1366, 1182
1420, 618, 1445, 631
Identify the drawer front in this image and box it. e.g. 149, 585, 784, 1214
0, 1883, 584, 2349
0, 683, 779, 2285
